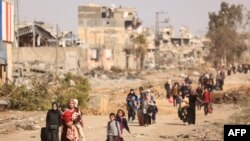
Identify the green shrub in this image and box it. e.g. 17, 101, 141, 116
56, 73, 90, 109
1, 73, 91, 111
9, 82, 52, 110
0, 83, 15, 97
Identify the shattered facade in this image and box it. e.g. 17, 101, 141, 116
78, 4, 142, 70
156, 26, 210, 67
16, 21, 55, 47
16, 21, 78, 48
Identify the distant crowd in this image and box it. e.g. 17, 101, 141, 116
227, 63, 250, 75
164, 65, 232, 125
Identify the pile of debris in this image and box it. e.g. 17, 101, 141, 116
213, 86, 250, 104
230, 108, 250, 125
182, 123, 223, 141
87, 66, 143, 80
154, 123, 224, 141
0, 111, 44, 134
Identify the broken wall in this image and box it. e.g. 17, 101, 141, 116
12, 47, 87, 84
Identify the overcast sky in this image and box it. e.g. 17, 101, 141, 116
18, 0, 250, 36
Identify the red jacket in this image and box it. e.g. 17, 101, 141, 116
61, 109, 74, 124
203, 91, 212, 104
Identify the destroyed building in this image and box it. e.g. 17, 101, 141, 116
16, 21, 78, 47
58, 31, 77, 47
78, 4, 143, 71
16, 21, 55, 47
156, 26, 210, 68
11, 4, 145, 85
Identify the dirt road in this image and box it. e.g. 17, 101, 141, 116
0, 99, 239, 141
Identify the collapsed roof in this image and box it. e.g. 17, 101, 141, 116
16, 22, 55, 47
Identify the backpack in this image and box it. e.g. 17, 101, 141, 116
147, 105, 154, 114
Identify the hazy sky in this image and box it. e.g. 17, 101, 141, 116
18, 0, 250, 36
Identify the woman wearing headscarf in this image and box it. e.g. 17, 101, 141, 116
46, 102, 61, 141
187, 89, 197, 125
61, 100, 79, 141
115, 109, 130, 136
126, 89, 138, 122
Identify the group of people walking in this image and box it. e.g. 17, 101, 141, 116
44, 71, 224, 141
227, 63, 250, 75
165, 75, 213, 125
127, 87, 158, 126
106, 87, 159, 141
45, 99, 86, 141
198, 69, 226, 92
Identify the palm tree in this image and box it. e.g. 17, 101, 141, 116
133, 34, 148, 72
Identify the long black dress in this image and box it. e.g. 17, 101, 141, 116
46, 105, 61, 141
187, 94, 197, 124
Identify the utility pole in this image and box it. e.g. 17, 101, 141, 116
33, 21, 36, 47
155, 11, 168, 67
155, 12, 159, 40
14, 0, 20, 84
55, 24, 59, 84
15, 0, 19, 48
84, 29, 89, 73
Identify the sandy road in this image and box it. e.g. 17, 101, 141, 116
0, 99, 238, 141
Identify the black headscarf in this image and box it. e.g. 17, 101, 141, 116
51, 102, 59, 110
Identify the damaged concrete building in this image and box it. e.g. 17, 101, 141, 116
78, 4, 143, 71
16, 21, 55, 47
156, 26, 210, 68
11, 4, 145, 85
13, 21, 81, 85
16, 21, 78, 48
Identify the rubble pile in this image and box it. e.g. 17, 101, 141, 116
213, 86, 250, 104
230, 107, 250, 125
153, 124, 224, 141
0, 112, 44, 134
188, 124, 224, 141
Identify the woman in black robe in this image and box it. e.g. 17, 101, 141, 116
187, 90, 197, 125
46, 102, 61, 141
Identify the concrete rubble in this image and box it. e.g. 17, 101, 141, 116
213, 87, 250, 104
0, 111, 45, 134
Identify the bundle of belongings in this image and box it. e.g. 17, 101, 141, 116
178, 96, 189, 123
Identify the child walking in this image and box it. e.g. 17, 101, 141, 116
107, 113, 122, 141
152, 101, 158, 124
116, 109, 130, 136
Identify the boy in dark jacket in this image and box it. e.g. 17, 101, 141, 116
152, 101, 158, 124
